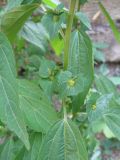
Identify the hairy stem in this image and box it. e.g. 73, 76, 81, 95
63, 0, 77, 118
64, 0, 77, 70
77, 0, 81, 11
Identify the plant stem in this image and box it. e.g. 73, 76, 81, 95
63, 102, 67, 121
64, 0, 77, 70
77, 0, 81, 11
63, 0, 77, 119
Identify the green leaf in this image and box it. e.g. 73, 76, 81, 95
88, 94, 120, 140
79, 0, 88, 5
39, 57, 56, 99
93, 42, 107, 62
50, 35, 64, 55
6, 0, 24, 11
21, 21, 49, 52
19, 79, 58, 133
76, 12, 91, 29
23, 133, 43, 160
104, 108, 120, 140
0, 33, 29, 149
39, 78, 54, 99
0, 4, 39, 42
95, 75, 116, 94
22, 0, 42, 4
88, 94, 113, 123
93, 49, 105, 62
41, 12, 66, 39
0, 143, 6, 155
14, 133, 43, 160
68, 30, 94, 112
0, 139, 14, 160
29, 55, 41, 69
110, 76, 120, 85
93, 42, 109, 49
86, 91, 100, 111
14, 146, 25, 160
39, 57, 56, 78
38, 119, 88, 160
43, 0, 60, 8
57, 71, 84, 98
98, 2, 120, 43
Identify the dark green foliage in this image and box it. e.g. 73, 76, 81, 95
0, 0, 120, 159
79, 0, 88, 5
